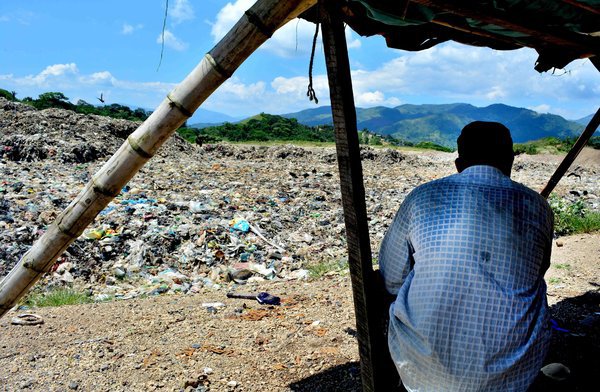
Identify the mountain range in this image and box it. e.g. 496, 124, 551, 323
282, 103, 589, 147
191, 103, 593, 147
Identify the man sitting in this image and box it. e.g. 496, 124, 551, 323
379, 121, 553, 391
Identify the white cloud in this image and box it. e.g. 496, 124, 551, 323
11, 63, 80, 86
272, 75, 328, 100
122, 23, 134, 35
356, 91, 384, 105
157, 29, 188, 51
219, 77, 266, 100
210, 0, 360, 58
0, 64, 175, 107
121, 23, 143, 35
484, 86, 506, 100
346, 29, 361, 49
340, 43, 599, 118
0, 15, 9, 22
231, 42, 597, 118
529, 104, 551, 113
171, 0, 195, 25
355, 91, 400, 106
211, 0, 254, 42
79, 71, 115, 84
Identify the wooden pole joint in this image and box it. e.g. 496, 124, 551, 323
167, 94, 194, 118
92, 180, 122, 198
205, 54, 233, 79
22, 260, 48, 274
127, 136, 154, 159
56, 222, 79, 239
245, 10, 274, 38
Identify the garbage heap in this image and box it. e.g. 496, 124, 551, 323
1, 98, 598, 300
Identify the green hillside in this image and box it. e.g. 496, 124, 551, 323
0, 88, 150, 122
283, 103, 586, 147
184, 113, 336, 144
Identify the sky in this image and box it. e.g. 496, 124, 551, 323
0, 0, 598, 122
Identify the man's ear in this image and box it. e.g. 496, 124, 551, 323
455, 157, 465, 173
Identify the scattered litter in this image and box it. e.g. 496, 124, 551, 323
202, 302, 225, 308
230, 218, 250, 233
11, 313, 44, 326
1, 97, 598, 300
541, 363, 571, 381
227, 291, 281, 305
550, 318, 570, 333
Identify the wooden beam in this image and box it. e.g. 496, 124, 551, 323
321, 1, 400, 391
411, 0, 598, 55
561, 0, 600, 16
541, 107, 600, 198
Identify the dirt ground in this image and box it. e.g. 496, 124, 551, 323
1, 231, 598, 392
1, 101, 599, 391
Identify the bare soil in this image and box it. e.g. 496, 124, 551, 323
0, 100, 599, 391
0, 231, 598, 392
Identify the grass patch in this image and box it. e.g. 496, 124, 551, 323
553, 263, 571, 270
22, 287, 93, 308
548, 277, 562, 284
307, 259, 349, 278
549, 197, 600, 236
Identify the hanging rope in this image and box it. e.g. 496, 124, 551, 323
306, 8, 320, 104
157, 0, 169, 71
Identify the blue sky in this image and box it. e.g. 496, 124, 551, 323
1, 0, 598, 122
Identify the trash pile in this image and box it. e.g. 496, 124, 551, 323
1, 97, 599, 300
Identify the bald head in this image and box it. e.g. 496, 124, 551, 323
455, 121, 514, 176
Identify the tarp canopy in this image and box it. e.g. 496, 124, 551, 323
336, 0, 600, 72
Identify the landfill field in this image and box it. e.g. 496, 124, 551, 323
1, 98, 599, 391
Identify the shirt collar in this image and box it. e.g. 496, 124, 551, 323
460, 165, 510, 181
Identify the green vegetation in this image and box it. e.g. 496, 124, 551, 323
22, 287, 93, 308
358, 129, 384, 145
553, 263, 571, 270
0, 88, 17, 101
549, 197, 600, 236
1, 88, 150, 121
6, 88, 593, 154
548, 277, 562, 284
178, 114, 452, 151
413, 141, 454, 152
514, 136, 600, 155
307, 259, 349, 278
181, 113, 336, 144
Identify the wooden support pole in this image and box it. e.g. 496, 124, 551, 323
321, 1, 399, 391
541, 107, 600, 198
0, 0, 317, 318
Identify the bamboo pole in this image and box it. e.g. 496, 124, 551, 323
0, 0, 317, 318
540, 107, 600, 198
322, 2, 400, 391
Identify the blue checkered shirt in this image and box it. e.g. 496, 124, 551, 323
380, 165, 553, 392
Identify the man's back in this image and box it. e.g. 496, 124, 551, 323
380, 165, 553, 392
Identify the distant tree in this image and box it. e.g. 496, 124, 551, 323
0, 88, 17, 101
34, 92, 73, 110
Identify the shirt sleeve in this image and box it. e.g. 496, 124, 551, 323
379, 191, 415, 296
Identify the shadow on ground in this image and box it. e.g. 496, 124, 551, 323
289, 290, 599, 392
289, 362, 362, 391
536, 289, 600, 391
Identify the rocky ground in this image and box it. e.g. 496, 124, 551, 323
0, 98, 599, 391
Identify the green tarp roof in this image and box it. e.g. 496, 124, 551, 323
341, 0, 599, 72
